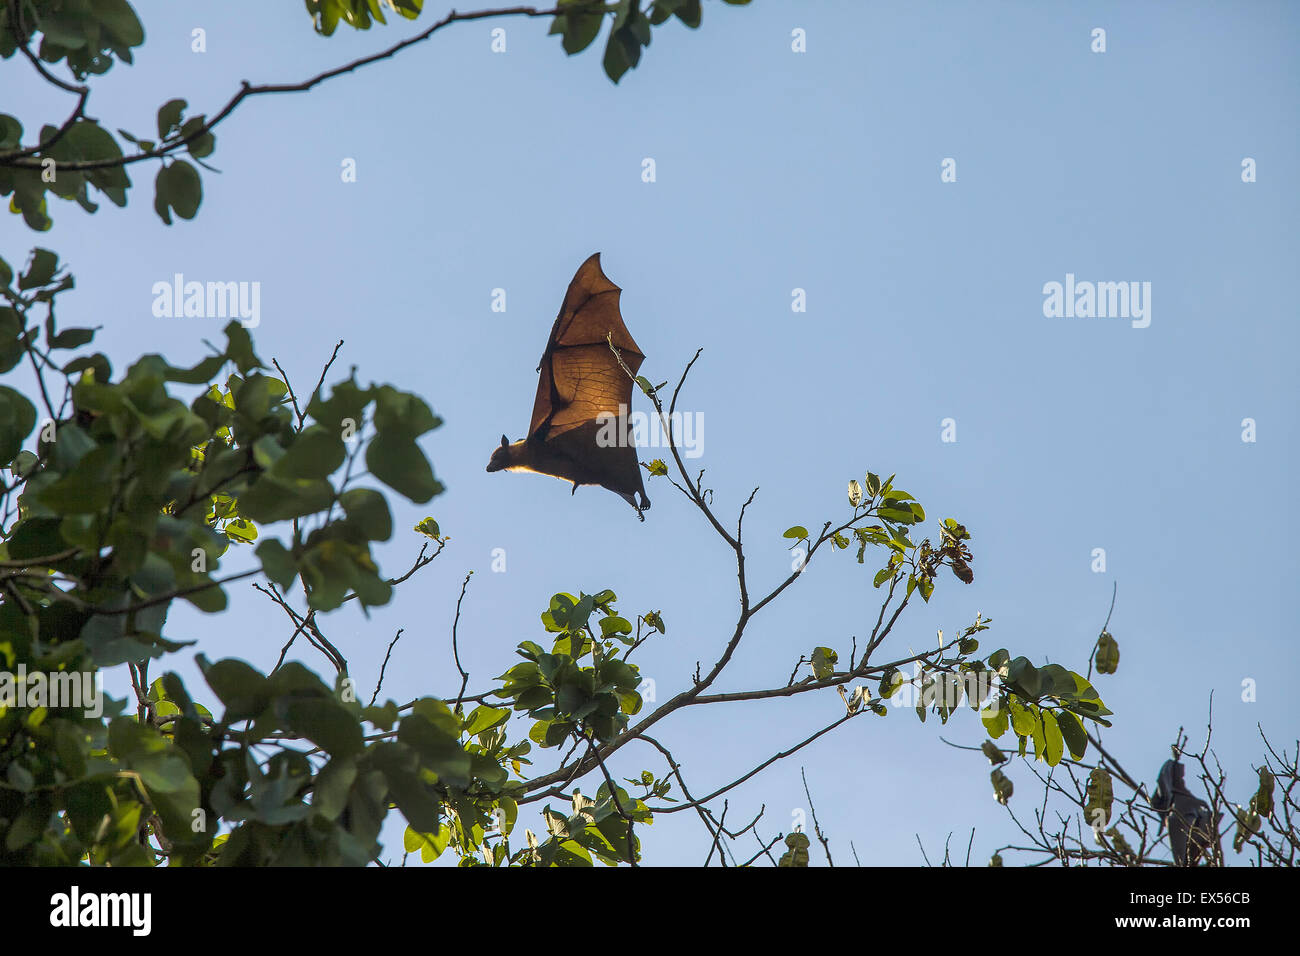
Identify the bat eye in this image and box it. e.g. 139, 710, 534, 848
500, 435, 509, 447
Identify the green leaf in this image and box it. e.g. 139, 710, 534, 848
555, 9, 603, 53
282, 697, 363, 757
221, 321, 261, 373
223, 517, 257, 542
1055, 709, 1088, 760
398, 712, 472, 787
6, 517, 67, 561
18, 249, 59, 290
95, 0, 145, 46
62, 353, 112, 383
362, 701, 400, 732
0, 116, 23, 152
238, 474, 335, 523
1004, 656, 1042, 699
157, 99, 187, 139
372, 385, 441, 436
0, 385, 38, 464
1038, 663, 1079, 700
1041, 710, 1064, 766
1007, 695, 1035, 737
340, 487, 393, 541
810, 646, 838, 680
405, 824, 452, 862
464, 705, 511, 737
366, 432, 441, 503
6, 795, 53, 850
180, 116, 215, 159
198, 656, 271, 721
254, 539, 296, 587
673, 0, 702, 28
0, 309, 27, 375
155, 160, 202, 224
312, 756, 357, 821
783, 525, 809, 540
602, 24, 637, 82
48, 326, 96, 350
274, 425, 346, 480
382, 760, 441, 833
979, 702, 1008, 740
599, 615, 632, 638
1028, 705, 1047, 761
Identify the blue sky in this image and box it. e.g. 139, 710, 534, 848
5, 0, 1298, 865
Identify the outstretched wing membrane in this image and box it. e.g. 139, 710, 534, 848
529, 253, 645, 440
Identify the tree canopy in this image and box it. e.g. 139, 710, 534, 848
1, 0, 1292, 870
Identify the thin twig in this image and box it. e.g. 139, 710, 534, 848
3, 9, 581, 169
370, 628, 405, 707
800, 767, 834, 867
449, 572, 474, 715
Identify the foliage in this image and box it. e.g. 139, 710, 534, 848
963, 614, 1300, 867
0, 0, 1150, 869
0, 246, 460, 864
0, 0, 750, 229
0, 244, 671, 866
0, 241, 1061, 865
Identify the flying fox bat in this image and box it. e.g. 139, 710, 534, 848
1151, 759, 1222, 866
486, 253, 650, 519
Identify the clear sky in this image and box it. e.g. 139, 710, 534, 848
6, 0, 1298, 865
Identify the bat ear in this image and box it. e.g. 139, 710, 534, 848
500, 434, 509, 448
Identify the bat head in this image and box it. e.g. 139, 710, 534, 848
485, 434, 512, 473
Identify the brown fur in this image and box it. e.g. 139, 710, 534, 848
486, 254, 650, 518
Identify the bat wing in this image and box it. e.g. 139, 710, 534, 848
528, 253, 645, 440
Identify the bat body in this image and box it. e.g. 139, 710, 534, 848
1151, 759, 1222, 866
486, 253, 650, 519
